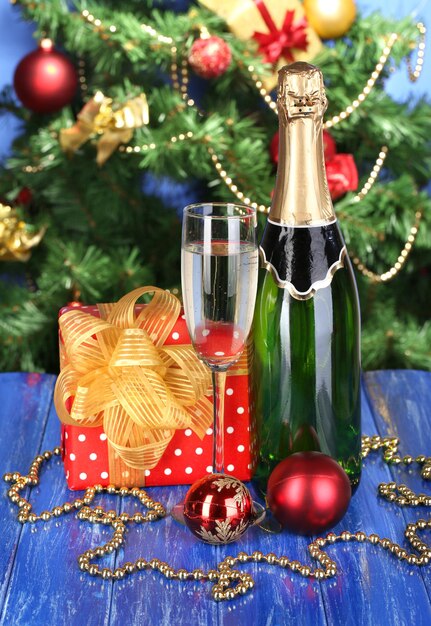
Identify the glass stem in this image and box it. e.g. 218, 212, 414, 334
212, 369, 227, 474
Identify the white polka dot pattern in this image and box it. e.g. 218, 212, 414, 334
60, 309, 256, 490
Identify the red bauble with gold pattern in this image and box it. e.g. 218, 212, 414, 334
188, 36, 232, 79
267, 452, 352, 535
14, 39, 78, 114
183, 474, 253, 544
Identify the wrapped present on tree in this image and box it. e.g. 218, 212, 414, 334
199, 0, 322, 90
54, 287, 257, 490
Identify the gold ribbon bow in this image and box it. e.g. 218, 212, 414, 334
59, 91, 149, 165
54, 287, 213, 486
0, 203, 46, 262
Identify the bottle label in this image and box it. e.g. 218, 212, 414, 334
259, 222, 346, 300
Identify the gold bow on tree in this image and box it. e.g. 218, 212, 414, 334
59, 91, 149, 165
54, 287, 213, 486
0, 203, 46, 262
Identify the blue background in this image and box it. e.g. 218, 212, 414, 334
1, 0, 430, 160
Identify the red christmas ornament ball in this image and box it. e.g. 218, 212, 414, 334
267, 452, 352, 535
188, 36, 232, 79
14, 39, 78, 113
183, 474, 253, 544
15, 187, 33, 206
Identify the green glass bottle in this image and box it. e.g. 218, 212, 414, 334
253, 62, 361, 491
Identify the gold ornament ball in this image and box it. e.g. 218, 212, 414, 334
304, 0, 356, 39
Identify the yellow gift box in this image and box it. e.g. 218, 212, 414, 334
199, 0, 322, 90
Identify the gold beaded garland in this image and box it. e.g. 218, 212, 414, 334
4, 435, 431, 601
248, 24, 426, 125
407, 23, 426, 82
76, 1, 426, 132
353, 147, 388, 202
351, 209, 423, 283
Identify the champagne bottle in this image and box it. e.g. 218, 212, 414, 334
253, 62, 361, 490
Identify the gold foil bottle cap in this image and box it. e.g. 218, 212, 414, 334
269, 61, 335, 226
277, 62, 328, 123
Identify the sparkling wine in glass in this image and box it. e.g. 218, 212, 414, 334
181, 203, 258, 474
171, 203, 265, 536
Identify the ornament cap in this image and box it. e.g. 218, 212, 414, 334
40, 38, 54, 52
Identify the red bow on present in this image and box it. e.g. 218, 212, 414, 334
253, 4, 309, 64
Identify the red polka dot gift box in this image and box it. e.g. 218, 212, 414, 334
54, 287, 257, 490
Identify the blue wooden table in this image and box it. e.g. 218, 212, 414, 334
1, 371, 431, 626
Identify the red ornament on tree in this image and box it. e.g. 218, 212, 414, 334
14, 39, 78, 114
323, 129, 337, 161
267, 452, 352, 535
325, 153, 358, 200
183, 474, 254, 544
270, 131, 279, 164
14, 187, 33, 206
188, 35, 232, 79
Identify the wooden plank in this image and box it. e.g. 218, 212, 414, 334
316, 381, 431, 626
107, 481, 328, 626
364, 370, 431, 603
0, 373, 55, 617
215, 491, 327, 626
109, 485, 220, 626
2, 371, 431, 625
0, 378, 119, 626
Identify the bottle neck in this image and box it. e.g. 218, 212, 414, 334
269, 115, 335, 226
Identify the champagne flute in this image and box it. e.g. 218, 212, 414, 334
171, 202, 262, 532
182, 202, 258, 474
